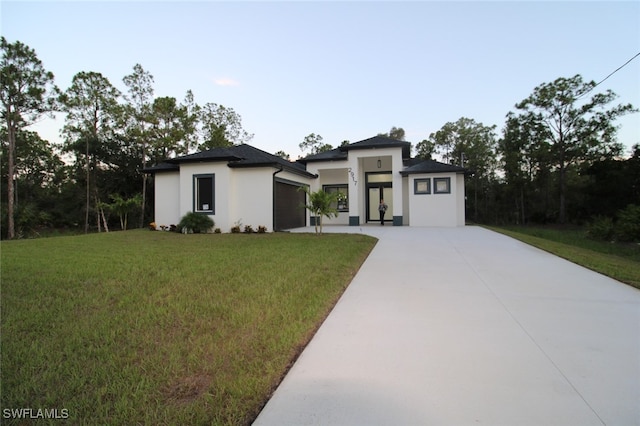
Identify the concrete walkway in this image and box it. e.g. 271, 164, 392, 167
253, 226, 640, 426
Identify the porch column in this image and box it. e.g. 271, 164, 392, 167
392, 152, 404, 225
347, 156, 359, 226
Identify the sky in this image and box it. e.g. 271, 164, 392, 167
2, 1, 639, 160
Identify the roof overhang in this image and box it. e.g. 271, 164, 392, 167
228, 161, 317, 179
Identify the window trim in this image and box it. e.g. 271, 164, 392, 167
433, 177, 451, 194
414, 178, 431, 195
193, 174, 215, 214
323, 184, 349, 212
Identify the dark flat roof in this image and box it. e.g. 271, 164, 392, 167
144, 144, 316, 178
400, 159, 466, 175
300, 136, 411, 163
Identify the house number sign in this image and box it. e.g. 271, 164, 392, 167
348, 167, 357, 186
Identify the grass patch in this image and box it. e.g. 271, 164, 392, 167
1, 230, 376, 425
487, 225, 640, 289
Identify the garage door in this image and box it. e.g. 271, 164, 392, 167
274, 181, 306, 231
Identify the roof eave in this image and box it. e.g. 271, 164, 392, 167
298, 156, 348, 164
400, 169, 467, 176
168, 155, 243, 164
228, 162, 317, 178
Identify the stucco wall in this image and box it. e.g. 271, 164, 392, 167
456, 174, 466, 226
408, 173, 464, 227
153, 171, 180, 227
402, 176, 410, 225
153, 163, 314, 233
317, 168, 349, 225
178, 162, 230, 230
230, 168, 274, 232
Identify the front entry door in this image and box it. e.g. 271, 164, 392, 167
367, 185, 393, 223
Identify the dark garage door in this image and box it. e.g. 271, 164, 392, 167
274, 181, 306, 231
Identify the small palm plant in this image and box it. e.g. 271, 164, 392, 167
299, 187, 339, 235
178, 212, 214, 234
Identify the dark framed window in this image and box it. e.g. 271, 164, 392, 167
323, 185, 349, 212
434, 177, 451, 194
414, 178, 431, 194
193, 174, 215, 213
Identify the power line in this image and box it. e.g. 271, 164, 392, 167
577, 51, 640, 99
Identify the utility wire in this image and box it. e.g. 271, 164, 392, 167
577, 51, 640, 99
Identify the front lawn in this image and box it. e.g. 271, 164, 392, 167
1, 230, 376, 425
487, 225, 640, 289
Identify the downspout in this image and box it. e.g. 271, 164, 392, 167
272, 165, 284, 231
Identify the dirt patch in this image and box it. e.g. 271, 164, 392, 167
164, 374, 212, 405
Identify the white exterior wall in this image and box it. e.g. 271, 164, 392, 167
153, 171, 180, 227
349, 148, 404, 224
153, 162, 314, 233
319, 168, 349, 225
408, 172, 464, 227
456, 174, 466, 226
402, 176, 410, 225
230, 168, 274, 232
179, 162, 231, 230
305, 164, 349, 225
307, 148, 407, 226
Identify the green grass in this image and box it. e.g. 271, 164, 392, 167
487, 225, 640, 289
1, 230, 377, 425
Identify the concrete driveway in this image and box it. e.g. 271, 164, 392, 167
253, 226, 640, 426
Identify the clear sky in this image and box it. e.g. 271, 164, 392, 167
2, 1, 639, 160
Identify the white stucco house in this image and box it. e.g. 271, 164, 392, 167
144, 136, 466, 231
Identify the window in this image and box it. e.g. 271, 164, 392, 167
414, 178, 431, 194
323, 185, 349, 212
194, 174, 215, 213
433, 177, 451, 194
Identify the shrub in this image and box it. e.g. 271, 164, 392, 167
615, 204, 640, 242
244, 225, 254, 234
257, 225, 267, 234
214, 228, 221, 234
177, 212, 214, 234
587, 216, 614, 241
230, 225, 241, 233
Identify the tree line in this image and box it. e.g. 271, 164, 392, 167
2, 37, 638, 239
1, 38, 253, 239
297, 77, 638, 233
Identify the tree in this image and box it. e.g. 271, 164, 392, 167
499, 113, 555, 224
415, 139, 435, 159
148, 96, 187, 163
107, 193, 142, 230
299, 187, 339, 235
198, 102, 253, 149
513, 74, 636, 223
429, 117, 497, 221
378, 126, 405, 141
582, 143, 640, 219
0, 37, 58, 239
0, 128, 66, 237
181, 90, 200, 153
123, 63, 154, 228
60, 71, 121, 233
299, 133, 332, 155
274, 150, 290, 160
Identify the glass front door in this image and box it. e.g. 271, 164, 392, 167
366, 172, 393, 223
367, 185, 392, 223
